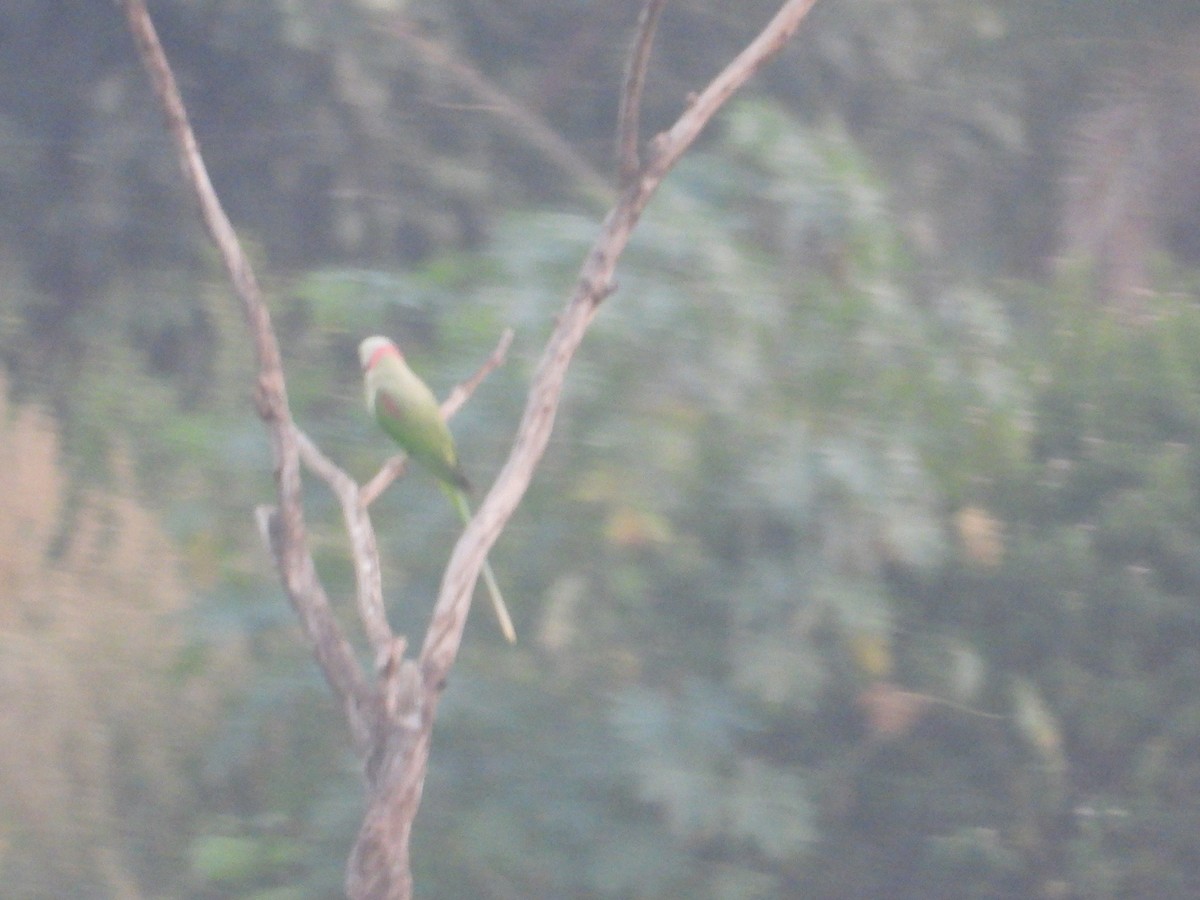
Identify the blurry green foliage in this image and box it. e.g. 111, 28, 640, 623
3, 1, 1200, 894
254, 98, 1026, 897
5, 0, 1198, 378
35, 90, 1192, 898
348, 99, 1200, 898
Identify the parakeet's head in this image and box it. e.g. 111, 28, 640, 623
359, 335, 401, 372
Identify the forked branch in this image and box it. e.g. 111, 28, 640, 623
420, 0, 821, 683
121, 0, 820, 896
617, 0, 670, 186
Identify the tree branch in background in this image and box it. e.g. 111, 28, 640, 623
390, 20, 613, 207
617, 0, 670, 187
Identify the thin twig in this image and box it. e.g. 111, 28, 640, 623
617, 0, 670, 187
648, 0, 819, 178
420, 0, 820, 681
440, 327, 514, 420
295, 428, 393, 657
361, 455, 408, 509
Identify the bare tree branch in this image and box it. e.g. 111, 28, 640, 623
122, 0, 820, 894
421, 0, 820, 680
371, 1, 821, 891
650, 0, 820, 177
439, 327, 515, 421
120, 0, 378, 752
295, 429, 392, 657
361, 455, 408, 509
617, 0, 670, 187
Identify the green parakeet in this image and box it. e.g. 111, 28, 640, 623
359, 335, 516, 643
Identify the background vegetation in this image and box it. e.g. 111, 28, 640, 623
2, 1, 1200, 896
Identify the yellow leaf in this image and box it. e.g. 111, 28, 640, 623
605, 507, 673, 548
847, 630, 892, 679
956, 505, 1004, 567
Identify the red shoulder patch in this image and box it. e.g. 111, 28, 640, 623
378, 391, 407, 422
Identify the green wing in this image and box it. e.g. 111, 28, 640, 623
370, 357, 470, 492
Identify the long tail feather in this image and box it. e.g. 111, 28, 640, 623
447, 487, 517, 643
